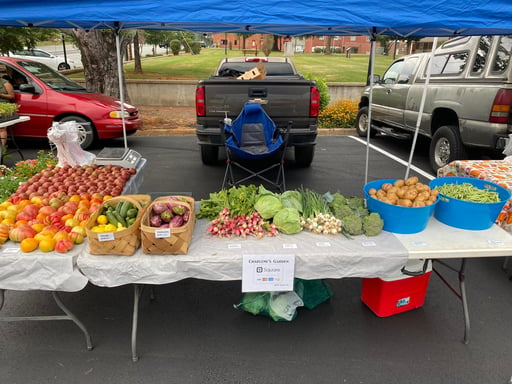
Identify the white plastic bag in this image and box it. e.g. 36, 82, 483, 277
47, 121, 96, 166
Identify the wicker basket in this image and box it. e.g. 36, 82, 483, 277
85, 195, 146, 256
141, 195, 195, 255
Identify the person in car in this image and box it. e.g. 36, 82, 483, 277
0, 66, 16, 148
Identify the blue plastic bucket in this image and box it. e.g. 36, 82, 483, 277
363, 179, 437, 234
429, 176, 511, 230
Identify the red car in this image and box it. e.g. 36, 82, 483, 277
0, 56, 141, 149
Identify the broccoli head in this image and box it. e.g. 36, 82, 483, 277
362, 212, 384, 236
346, 197, 365, 210
342, 214, 363, 236
355, 206, 369, 218
333, 204, 354, 220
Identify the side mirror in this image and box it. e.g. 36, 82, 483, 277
19, 84, 36, 93
368, 74, 381, 85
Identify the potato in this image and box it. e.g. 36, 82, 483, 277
405, 176, 419, 186
386, 192, 398, 204
396, 187, 407, 199
412, 200, 426, 207
368, 188, 377, 196
376, 189, 387, 199
394, 179, 405, 188
397, 198, 413, 207
416, 191, 431, 201
404, 189, 418, 201
381, 183, 393, 191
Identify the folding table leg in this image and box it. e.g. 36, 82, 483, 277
433, 258, 470, 344
0, 289, 93, 350
132, 284, 143, 362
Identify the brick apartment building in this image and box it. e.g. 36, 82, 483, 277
209, 33, 433, 56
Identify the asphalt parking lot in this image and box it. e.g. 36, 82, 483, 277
1, 136, 512, 384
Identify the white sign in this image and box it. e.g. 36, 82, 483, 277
242, 254, 296, 292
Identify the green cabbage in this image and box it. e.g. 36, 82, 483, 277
254, 195, 283, 219
273, 207, 302, 234
280, 190, 303, 213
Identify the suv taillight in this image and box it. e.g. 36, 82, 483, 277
196, 86, 205, 116
489, 89, 512, 124
309, 87, 320, 117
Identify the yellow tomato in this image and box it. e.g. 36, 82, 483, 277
104, 224, 117, 232
96, 215, 108, 225
39, 238, 56, 252
20, 238, 39, 253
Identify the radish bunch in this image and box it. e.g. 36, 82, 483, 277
206, 208, 278, 238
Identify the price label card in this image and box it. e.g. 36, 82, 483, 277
242, 254, 295, 292
361, 240, 376, 247
228, 243, 242, 249
98, 232, 115, 242
282, 243, 297, 249
155, 228, 171, 239
315, 241, 331, 247
2, 247, 20, 254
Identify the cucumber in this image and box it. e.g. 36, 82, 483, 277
120, 201, 135, 218
105, 211, 119, 227
126, 208, 138, 218
113, 211, 127, 227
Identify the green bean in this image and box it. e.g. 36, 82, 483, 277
435, 183, 500, 203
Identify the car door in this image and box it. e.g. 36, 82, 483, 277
7, 65, 50, 138
371, 57, 419, 128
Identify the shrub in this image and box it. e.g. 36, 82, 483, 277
170, 40, 181, 55
190, 41, 202, 55
318, 98, 359, 128
304, 73, 330, 111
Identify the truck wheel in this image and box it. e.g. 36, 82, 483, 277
355, 107, 376, 138
294, 145, 315, 167
201, 145, 219, 165
429, 125, 466, 172
56, 115, 96, 150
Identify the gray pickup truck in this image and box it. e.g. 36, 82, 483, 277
196, 57, 319, 166
356, 35, 512, 172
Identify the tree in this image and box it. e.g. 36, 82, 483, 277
133, 31, 143, 74
0, 27, 60, 55
71, 29, 134, 102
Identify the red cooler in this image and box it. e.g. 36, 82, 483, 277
361, 260, 432, 317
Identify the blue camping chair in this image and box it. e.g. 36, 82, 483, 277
221, 102, 290, 192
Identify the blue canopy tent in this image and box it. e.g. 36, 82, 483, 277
1, 0, 512, 37
1, 0, 512, 176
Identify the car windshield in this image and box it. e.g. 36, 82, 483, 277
17, 60, 86, 91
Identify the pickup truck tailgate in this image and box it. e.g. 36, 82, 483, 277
198, 78, 316, 128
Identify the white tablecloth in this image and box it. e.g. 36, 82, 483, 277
0, 243, 88, 292
78, 218, 410, 287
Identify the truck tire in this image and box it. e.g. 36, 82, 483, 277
355, 106, 376, 138
294, 145, 315, 167
201, 145, 219, 165
56, 115, 96, 150
429, 125, 466, 172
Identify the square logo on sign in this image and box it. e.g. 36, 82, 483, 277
256, 267, 263, 273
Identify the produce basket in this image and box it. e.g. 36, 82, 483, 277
429, 176, 511, 230
140, 195, 196, 255
363, 178, 437, 234
85, 195, 146, 256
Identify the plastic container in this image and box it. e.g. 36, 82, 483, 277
361, 260, 432, 317
429, 176, 511, 230
363, 179, 437, 234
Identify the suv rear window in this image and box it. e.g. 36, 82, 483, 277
217, 62, 294, 77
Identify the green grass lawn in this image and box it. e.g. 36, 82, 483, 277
119, 48, 396, 83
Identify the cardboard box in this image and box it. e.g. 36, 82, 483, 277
237, 62, 267, 80
361, 261, 432, 317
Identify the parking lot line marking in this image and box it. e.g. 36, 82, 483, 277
349, 136, 435, 180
